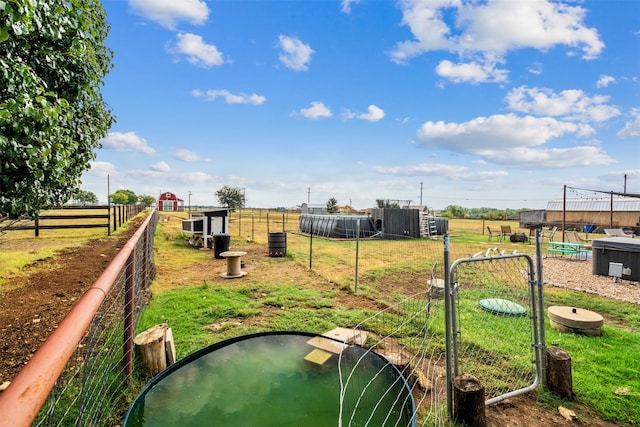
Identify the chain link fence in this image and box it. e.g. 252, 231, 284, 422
448, 252, 541, 405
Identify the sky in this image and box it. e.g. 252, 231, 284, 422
80, 0, 640, 210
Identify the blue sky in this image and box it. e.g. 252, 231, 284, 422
81, 0, 640, 210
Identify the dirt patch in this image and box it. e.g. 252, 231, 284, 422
0, 227, 624, 425
0, 216, 145, 383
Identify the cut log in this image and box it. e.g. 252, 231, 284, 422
384, 351, 412, 381
134, 324, 167, 376
453, 374, 486, 427
546, 347, 573, 399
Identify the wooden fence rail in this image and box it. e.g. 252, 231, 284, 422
3, 204, 146, 236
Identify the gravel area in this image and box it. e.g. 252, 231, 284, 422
542, 257, 640, 305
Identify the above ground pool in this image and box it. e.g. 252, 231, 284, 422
124, 332, 415, 426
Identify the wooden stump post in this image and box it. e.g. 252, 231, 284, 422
546, 346, 573, 399
453, 374, 486, 427
384, 351, 412, 382
134, 324, 167, 376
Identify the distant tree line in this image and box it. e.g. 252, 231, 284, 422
439, 205, 529, 219
108, 189, 155, 207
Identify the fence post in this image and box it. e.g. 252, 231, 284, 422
309, 219, 313, 270
123, 250, 136, 382
35, 217, 39, 237
142, 220, 149, 288
535, 227, 547, 386
355, 219, 360, 294
444, 233, 454, 418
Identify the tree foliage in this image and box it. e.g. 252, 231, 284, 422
438, 205, 528, 219
71, 189, 98, 205
138, 194, 156, 207
326, 197, 338, 214
110, 189, 137, 205
215, 185, 245, 209
0, 0, 115, 218
375, 199, 400, 209
441, 204, 466, 218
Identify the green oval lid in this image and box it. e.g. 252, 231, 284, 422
479, 298, 527, 316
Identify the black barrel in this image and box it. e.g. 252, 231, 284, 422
268, 232, 287, 257
213, 233, 230, 259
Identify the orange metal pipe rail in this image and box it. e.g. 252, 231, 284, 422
0, 209, 156, 427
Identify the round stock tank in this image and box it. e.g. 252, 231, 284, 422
268, 232, 287, 257
123, 332, 415, 427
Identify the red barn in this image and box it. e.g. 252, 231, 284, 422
158, 191, 184, 212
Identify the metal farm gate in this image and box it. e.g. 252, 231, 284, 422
446, 250, 544, 409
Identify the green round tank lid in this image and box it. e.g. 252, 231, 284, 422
479, 298, 527, 316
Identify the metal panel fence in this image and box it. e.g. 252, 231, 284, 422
0, 209, 158, 427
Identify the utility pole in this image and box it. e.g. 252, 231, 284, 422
420, 182, 423, 206
188, 191, 192, 218
307, 187, 311, 203
624, 173, 627, 194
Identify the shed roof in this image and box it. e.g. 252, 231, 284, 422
546, 196, 640, 212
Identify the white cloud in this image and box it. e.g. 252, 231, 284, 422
435, 59, 508, 84
184, 172, 214, 183
528, 62, 543, 75
296, 101, 332, 119
341, 0, 360, 14
175, 149, 203, 162
128, 169, 167, 179
596, 74, 616, 88
150, 161, 171, 173
341, 109, 356, 120
617, 108, 640, 138
357, 105, 386, 122
171, 33, 224, 68
129, 0, 208, 30
371, 163, 508, 181
278, 35, 314, 71
391, 0, 604, 83
455, 0, 604, 58
416, 114, 613, 168
100, 132, 156, 155
192, 89, 266, 105
505, 86, 621, 122
88, 161, 116, 176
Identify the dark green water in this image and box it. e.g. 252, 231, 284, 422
124, 333, 414, 426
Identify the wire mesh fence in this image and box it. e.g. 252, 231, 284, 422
6, 209, 549, 426
281, 215, 451, 425
29, 210, 158, 427
268, 215, 544, 425
449, 253, 540, 404
339, 287, 450, 426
